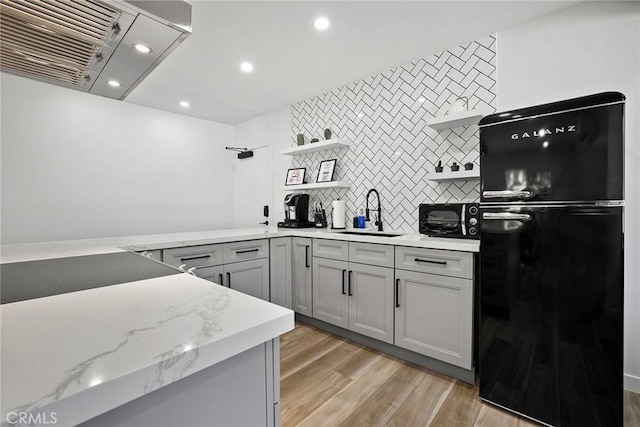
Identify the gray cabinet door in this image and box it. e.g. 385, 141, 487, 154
270, 237, 292, 309
224, 258, 270, 301
394, 269, 473, 369
195, 265, 225, 286
312, 257, 348, 328
292, 237, 312, 316
348, 263, 394, 344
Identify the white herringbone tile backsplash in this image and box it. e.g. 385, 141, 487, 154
289, 35, 496, 232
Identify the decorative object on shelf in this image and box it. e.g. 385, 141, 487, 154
285, 168, 306, 185
448, 96, 469, 114
450, 162, 460, 171
310, 138, 319, 143
464, 162, 474, 170
324, 128, 332, 140
316, 159, 337, 183
435, 160, 443, 173
297, 134, 305, 146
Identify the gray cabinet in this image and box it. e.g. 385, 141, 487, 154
312, 239, 394, 343
270, 237, 292, 309
394, 246, 474, 369
162, 239, 270, 301
292, 237, 313, 316
312, 256, 349, 328
225, 258, 270, 300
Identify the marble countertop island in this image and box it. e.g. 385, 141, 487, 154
1, 263, 293, 426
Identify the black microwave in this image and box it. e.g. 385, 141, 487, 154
419, 203, 479, 239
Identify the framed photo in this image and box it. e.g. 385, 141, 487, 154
285, 168, 306, 185
317, 159, 337, 183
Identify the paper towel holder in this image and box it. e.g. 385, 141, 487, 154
331, 199, 347, 230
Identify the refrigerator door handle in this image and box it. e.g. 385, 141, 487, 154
483, 212, 532, 221
482, 190, 532, 199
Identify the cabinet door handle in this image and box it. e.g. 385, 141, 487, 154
219, 273, 224, 286
180, 255, 211, 262
414, 257, 447, 265
305, 245, 310, 268
348, 270, 353, 296
342, 269, 347, 295
395, 278, 400, 308
236, 248, 260, 254
227, 272, 231, 288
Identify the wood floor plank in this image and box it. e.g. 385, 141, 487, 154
386, 370, 455, 427
281, 370, 351, 426
334, 345, 381, 379
341, 361, 428, 425
280, 323, 332, 361
428, 380, 482, 427
625, 390, 640, 427
296, 355, 401, 426
281, 339, 363, 403
474, 402, 539, 427
281, 334, 345, 379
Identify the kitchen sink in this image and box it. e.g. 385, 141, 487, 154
337, 230, 405, 238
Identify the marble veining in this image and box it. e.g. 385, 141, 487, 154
2, 280, 234, 421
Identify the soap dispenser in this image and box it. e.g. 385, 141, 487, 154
357, 209, 366, 228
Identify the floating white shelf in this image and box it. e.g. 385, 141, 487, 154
281, 138, 350, 156
280, 181, 351, 191
427, 170, 480, 181
426, 110, 487, 130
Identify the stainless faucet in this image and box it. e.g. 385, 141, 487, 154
365, 188, 383, 231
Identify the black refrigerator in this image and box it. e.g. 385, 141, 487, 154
478, 92, 625, 427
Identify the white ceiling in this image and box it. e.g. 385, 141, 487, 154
125, 1, 580, 125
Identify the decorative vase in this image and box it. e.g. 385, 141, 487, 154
297, 134, 305, 146
450, 162, 460, 172
324, 129, 332, 140
435, 160, 443, 173
464, 162, 474, 170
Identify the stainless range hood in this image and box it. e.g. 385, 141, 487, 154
0, 0, 191, 100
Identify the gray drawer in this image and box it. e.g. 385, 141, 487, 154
313, 238, 348, 261
163, 244, 223, 268
348, 242, 394, 268
223, 239, 268, 264
395, 246, 473, 279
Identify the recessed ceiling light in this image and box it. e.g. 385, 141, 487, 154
240, 62, 254, 73
180, 100, 190, 108
132, 43, 152, 54
314, 17, 330, 31
106, 80, 121, 87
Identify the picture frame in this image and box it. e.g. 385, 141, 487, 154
285, 167, 306, 185
316, 159, 337, 183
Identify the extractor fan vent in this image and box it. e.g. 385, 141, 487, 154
0, 0, 121, 89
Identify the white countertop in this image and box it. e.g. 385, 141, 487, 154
0, 273, 293, 426
1, 227, 478, 264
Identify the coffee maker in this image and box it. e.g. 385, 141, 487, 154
278, 193, 315, 228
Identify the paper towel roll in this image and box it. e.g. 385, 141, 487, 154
332, 200, 346, 229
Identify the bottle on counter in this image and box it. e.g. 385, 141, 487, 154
357, 209, 366, 228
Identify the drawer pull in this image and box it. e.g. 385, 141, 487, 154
236, 248, 260, 254
395, 278, 400, 308
414, 258, 447, 265
342, 269, 347, 295
180, 255, 211, 262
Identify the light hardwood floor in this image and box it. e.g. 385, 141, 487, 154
280, 322, 640, 426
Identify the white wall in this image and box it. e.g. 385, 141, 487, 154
1, 74, 235, 244
496, 1, 640, 392
232, 106, 291, 228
